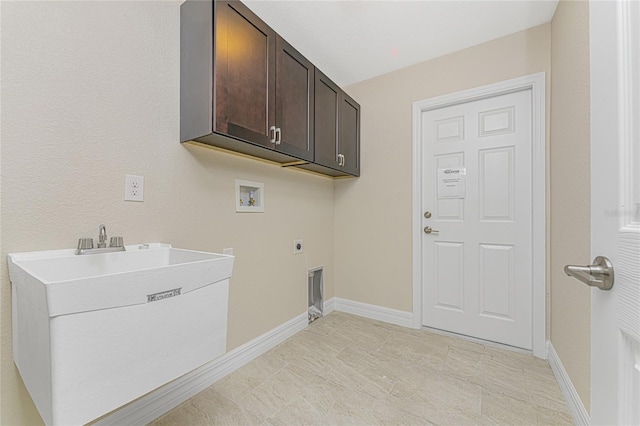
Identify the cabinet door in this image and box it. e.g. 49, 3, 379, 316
339, 93, 361, 176
275, 36, 314, 161
214, 0, 275, 148
314, 69, 340, 169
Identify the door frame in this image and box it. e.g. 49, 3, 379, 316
411, 72, 547, 358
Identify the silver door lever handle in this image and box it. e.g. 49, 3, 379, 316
564, 256, 614, 290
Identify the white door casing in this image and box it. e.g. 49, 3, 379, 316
412, 73, 547, 358
589, 1, 640, 424
420, 90, 533, 349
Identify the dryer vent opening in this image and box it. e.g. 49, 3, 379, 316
308, 267, 323, 323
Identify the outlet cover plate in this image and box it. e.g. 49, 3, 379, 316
293, 239, 303, 254
125, 175, 144, 202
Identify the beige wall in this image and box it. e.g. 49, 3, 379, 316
336, 24, 552, 311
0, 2, 334, 424
550, 0, 591, 413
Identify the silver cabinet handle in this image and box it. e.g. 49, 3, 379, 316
338, 154, 345, 167
275, 127, 281, 145
564, 256, 614, 290
269, 126, 276, 144
424, 226, 439, 234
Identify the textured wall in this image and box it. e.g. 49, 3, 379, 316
550, 0, 591, 413
0, 2, 334, 424
336, 25, 552, 312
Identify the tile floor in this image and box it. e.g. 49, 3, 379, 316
150, 312, 573, 425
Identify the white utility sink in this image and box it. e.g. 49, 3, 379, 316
8, 243, 234, 426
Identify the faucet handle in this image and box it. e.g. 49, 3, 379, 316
109, 236, 124, 248
78, 238, 94, 249
76, 238, 94, 254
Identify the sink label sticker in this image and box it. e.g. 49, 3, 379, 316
147, 288, 182, 303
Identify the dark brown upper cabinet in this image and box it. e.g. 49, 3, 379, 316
339, 92, 361, 176
214, 0, 275, 149
311, 69, 360, 177
275, 36, 315, 162
214, 1, 314, 162
180, 0, 356, 176
314, 70, 340, 170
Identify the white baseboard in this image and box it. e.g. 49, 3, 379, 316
96, 312, 308, 426
330, 297, 413, 328
323, 297, 335, 315
547, 341, 590, 425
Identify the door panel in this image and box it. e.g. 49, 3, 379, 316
479, 106, 515, 137
275, 36, 314, 161
478, 243, 514, 320
422, 89, 532, 350
215, 1, 275, 147
314, 70, 339, 169
339, 93, 361, 176
434, 241, 464, 311
435, 116, 464, 142
478, 147, 515, 221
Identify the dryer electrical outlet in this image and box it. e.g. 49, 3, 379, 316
293, 239, 303, 254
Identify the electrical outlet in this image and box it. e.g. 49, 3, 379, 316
124, 174, 144, 202
293, 239, 303, 254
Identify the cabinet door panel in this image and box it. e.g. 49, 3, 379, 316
276, 36, 314, 161
314, 70, 339, 169
340, 93, 360, 176
215, 1, 275, 147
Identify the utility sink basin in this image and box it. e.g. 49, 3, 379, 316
8, 243, 234, 425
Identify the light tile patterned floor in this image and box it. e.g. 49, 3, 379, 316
150, 312, 573, 425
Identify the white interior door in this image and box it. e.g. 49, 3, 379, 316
589, 1, 640, 424
421, 89, 533, 350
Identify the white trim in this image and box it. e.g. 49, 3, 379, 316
411, 72, 547, 358
548, 342, 590, 425
96, 312, 308, 426
333, 297, 413, 328
323, 296, 335, 315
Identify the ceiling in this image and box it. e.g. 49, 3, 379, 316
243, 0, 559, 87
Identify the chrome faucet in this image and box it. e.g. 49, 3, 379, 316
97, 224, 108, 248
76, 225, 125, 255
